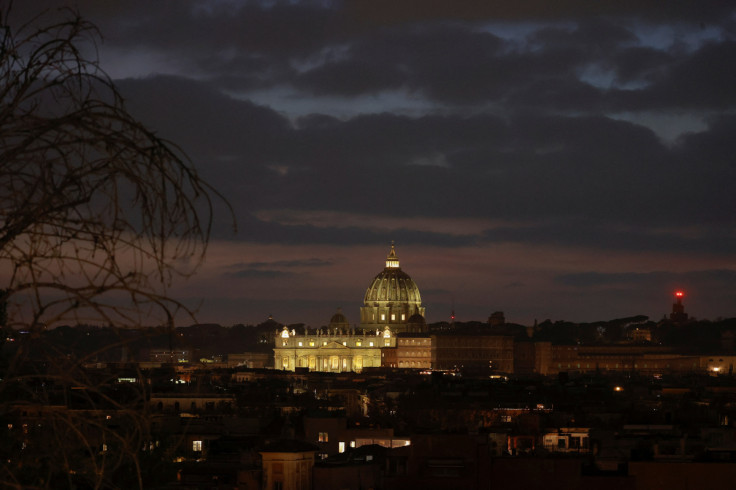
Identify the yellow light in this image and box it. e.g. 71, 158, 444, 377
614, 386, 623, 392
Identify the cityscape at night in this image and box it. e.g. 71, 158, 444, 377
1, 1, 736, 489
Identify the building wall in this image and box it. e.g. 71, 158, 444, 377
431, 334, 514, 372
395, 336, 432, 369
542, 428, 591, 453
360, 304, 425, 332
150, 394, 234, 413
260, 451, 315, 490
514, 341, 536, 375
273, 329, 394, 373
548, 345, 701, 375
303, 415, 398, 457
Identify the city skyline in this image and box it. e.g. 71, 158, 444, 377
12, 1, 736, 327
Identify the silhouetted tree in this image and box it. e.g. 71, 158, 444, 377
0, 5, 230, 489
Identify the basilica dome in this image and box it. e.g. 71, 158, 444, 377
364, 246, 421, 305
360, 244, 425, 333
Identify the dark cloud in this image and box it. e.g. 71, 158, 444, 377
614, 41, 736, 111
233, 212, 474, 247
480, 222, 736, 256
295, 23, 510, 102
555, 269, 736, 290
113, 74, 736, 253
116, 76, 292, 158
225, 269, 295, 279
97, 1, 352, 60
345, 0, 734, 24
611, 46, 675, 85
229, 258, 334, 269
14, 1, 735, 322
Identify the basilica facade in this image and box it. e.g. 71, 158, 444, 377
273, 244, 425, 373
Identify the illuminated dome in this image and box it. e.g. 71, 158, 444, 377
360, 244, 425, 333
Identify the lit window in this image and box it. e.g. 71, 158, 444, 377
309, 341, 315, 347
385, 339, 390, 346
193, 440, 202, 452
350, 441, 356, 448
356, 340, 362, 347
298, 341, 303, 347
343, 341, 347, 346
319, 432, 329, 442
391, 314, 396, 321
339, 442, 346, 453
381, 314, 386, 321
402, 314, 406, 321
369, 341, 374, 347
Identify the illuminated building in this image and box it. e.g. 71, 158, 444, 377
273, 244, 422, 372
542, 428, 591, 453
384, 334, 432, 369
360, 244, 426, 334
274, 324, 394, 372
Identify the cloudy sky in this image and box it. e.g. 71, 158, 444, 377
16, 1, 736, 327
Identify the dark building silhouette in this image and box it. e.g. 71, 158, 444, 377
670, 291, 689, 323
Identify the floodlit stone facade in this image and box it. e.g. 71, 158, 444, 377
274, 325, 394, 372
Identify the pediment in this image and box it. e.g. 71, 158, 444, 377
320, 341, 352, 352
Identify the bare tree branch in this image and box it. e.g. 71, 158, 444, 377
0, 5, 234, 488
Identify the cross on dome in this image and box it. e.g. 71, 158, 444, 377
386, 242, 400, 269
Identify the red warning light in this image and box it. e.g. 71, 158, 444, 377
675, 291, 684, 298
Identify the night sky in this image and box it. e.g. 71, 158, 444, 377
16, 1, 736, 327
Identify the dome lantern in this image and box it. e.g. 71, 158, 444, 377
386, 242, 400, 269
